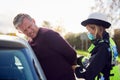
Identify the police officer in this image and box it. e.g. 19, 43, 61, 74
75, 12, 119, 80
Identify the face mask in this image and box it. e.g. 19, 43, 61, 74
87, 33, 95, 40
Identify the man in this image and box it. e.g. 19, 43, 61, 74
13, 13, 77, 80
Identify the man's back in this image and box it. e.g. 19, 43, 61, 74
29, 28, 77, 80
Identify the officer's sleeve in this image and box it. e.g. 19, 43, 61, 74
85, 43, 110, 79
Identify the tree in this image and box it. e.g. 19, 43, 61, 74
0, 32, 3, 35
114, 29, 120, 55
42, 20, 66, 36
91, 0, 120, 29
53, 25, 66, 36
64, 32, 90, 50
91, 0, 120, 55
42, 20, 52, 29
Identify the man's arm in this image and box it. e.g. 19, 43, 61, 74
44, 30, 77, 65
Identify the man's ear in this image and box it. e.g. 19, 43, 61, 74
16, 27, 23, 33
32, 18, 35, 24
17, 30, 23, 33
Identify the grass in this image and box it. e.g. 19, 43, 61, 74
76, 50, 120, 80
76, 49, 120, 63
76, 49, 90, 57
117, 57, 120, 64
110, 65, 120, 80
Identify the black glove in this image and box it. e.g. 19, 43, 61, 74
77, 56, 84, 65
77, 56, 86, 69
77, 56, 89, 69
75, 67, 85, 78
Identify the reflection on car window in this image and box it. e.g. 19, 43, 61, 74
15, 56, 23, 69
33, 59, 42, 80
0, 49, 35, 80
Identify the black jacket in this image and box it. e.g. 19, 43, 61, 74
75, 31, 112, 80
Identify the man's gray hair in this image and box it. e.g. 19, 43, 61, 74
13, 13, 32, 28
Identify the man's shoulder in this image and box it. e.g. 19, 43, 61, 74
40, 27, 53, 33
39, 27, 58, 35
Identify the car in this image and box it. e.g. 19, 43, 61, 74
0, 35, 47, 80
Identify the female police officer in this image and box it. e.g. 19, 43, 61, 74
75, 12, 119, 80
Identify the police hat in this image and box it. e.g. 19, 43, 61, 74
81, 12, 111, 28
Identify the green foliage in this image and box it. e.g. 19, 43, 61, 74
113, 29, 120, 55
110, 64, 120, 80
117, 56, 120, 63
91, 0, 120, 27
64, 32, 82, 49
64, 29, 120, 56
76, 50, 120, 79
76, 50, 120, 64
64, 32, 90, 50
76, 49, 90, 57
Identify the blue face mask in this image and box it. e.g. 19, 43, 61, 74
87, 33, 95, 40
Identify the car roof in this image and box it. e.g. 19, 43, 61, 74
0, 35, 28, 48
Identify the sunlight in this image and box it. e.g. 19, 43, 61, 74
0, 0, 94, 34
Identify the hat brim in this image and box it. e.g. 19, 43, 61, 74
81, 19, 111, 28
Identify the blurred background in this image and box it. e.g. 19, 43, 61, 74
0, 1, 120, 80
0, 0, 120, 59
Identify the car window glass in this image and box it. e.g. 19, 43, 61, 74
0, 49, 34, 80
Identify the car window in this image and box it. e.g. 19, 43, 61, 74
0, 49, 36, 80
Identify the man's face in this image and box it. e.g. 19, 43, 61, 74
17, 18, 38, 38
